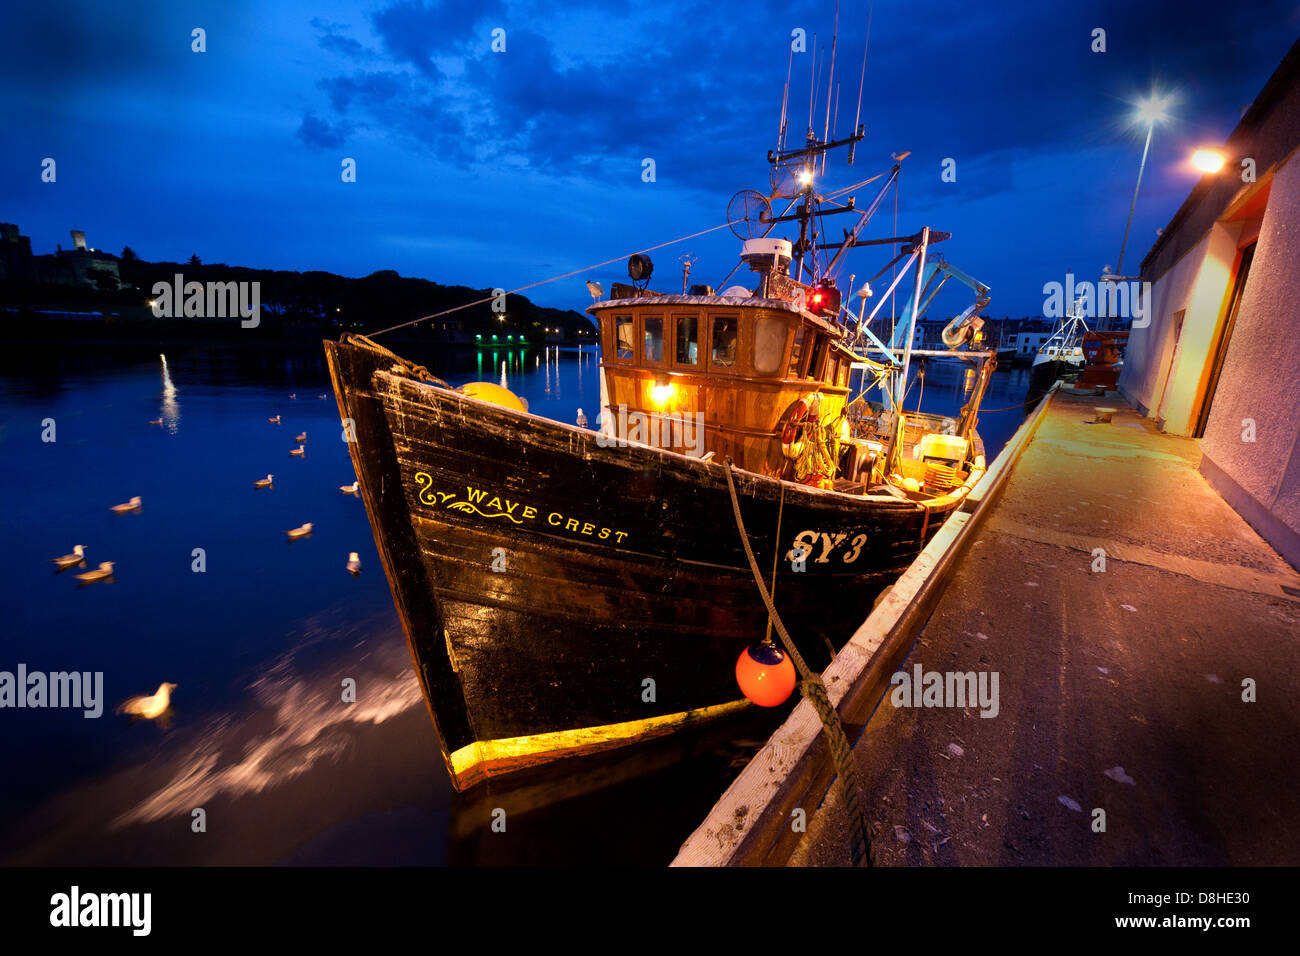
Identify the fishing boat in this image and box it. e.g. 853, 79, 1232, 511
1027, 297, 1089, 405
325, 73, 997, 791
1032, 298, 1089, 369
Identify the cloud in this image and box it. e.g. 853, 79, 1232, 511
368, 0, 508, 77
297, 111, 347, 149
311, 17, 368, 59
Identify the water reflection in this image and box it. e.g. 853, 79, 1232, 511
158, 353, 180, 434
0, 338, 1036, 866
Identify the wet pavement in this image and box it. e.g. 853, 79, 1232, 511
792, 392, 1300, 866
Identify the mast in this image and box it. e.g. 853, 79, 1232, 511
896, 227, 929, 408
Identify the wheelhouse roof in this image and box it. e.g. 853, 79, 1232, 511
587, 295, 842, 336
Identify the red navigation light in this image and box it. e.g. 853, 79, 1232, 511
808, 285, 841, 318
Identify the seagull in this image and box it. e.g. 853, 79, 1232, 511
254, 474, 274, 488
148, 418, 163, 426
286, 523, 313, 539
75, 561, 115, 583
346, 552, 362, 576
288, 394, 297, 400
52, 545, 86, 569
110, 496, 142, 513
295, 431, 307, 443
268, 415, 281, 424
290, 444, 305, 457
118, 682, 176, 720
339, 481, 359, 495
576, 408, 588, 427
317, 394, 328, 400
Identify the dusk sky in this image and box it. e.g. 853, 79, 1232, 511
4, 0, 1298, 320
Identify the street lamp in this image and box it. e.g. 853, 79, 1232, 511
1115, 93, 1172, 279
1192, 148, 1226, 173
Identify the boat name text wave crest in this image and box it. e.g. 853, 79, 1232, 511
412, 473, 630, 543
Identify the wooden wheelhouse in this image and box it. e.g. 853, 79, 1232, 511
591, 282, 869, 480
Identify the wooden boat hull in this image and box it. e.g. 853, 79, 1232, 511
325, 336, 965, 790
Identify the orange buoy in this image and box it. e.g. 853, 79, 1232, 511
456, 381, 528, 412
735, 642, 796, 707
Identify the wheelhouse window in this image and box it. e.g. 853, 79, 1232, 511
711, 315, 739, 369
615, 316, 634, 360
643, 315, 664, 363
788, 326, 807, 377
675, 315, 699, 366
753, 316, 786, 375
808, 335, 830, 380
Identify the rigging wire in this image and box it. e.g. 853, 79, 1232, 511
364, 220, 743, 339
365, 153, 897, 339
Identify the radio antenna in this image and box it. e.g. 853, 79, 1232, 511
807, 33, 817, 133
777, 44, 793, 156
849, 1, 873, 165
822, 0, 840, 174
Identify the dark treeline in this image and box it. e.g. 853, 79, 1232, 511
0, 256, 594, 347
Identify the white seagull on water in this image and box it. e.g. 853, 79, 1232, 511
110, 496, 142, 513
340, 481, 358, 495
290, 444, 305, 457
118, 682, 177, 720
75, 561, 115, 584
254, 474, 274, 488
286, 523, 313, 540
346, 552, 362, 576
52, 545, 86, 569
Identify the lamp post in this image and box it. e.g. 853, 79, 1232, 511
1115, 94, 1172, 279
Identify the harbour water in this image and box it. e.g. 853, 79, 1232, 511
0, 340, 1033, 865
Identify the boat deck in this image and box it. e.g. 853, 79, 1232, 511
674, 389, 1300, 865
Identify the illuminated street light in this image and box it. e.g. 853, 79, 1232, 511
1192, 148, 1226, 173
1133, 94, 1172, 126
1115, 92, 1174, 279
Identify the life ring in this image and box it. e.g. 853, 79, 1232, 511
781, 397, 813, 459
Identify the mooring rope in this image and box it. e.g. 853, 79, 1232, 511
340, 333, 452, 388
722, 460, 873, 866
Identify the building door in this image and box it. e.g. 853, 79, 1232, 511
1194, 241, 1256, 438
1154, 310, 1185, 428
